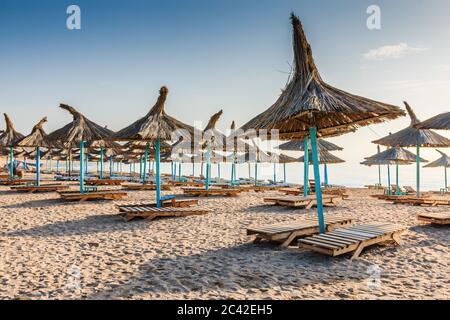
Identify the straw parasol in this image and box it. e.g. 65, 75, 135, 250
423, 150, 450, 190
298, 149, 345, 164
279, 138, 343, 151
0, 113, 25, 178
16, 117, 53, 185
365, 147, 427, 194
47, 104, 117, 192
416, 112, 450, 130
239, 14, 404, 232
112, 86, 195, 206
373, 102, 450, 196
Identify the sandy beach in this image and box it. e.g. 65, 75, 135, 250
0, 174, 448, 300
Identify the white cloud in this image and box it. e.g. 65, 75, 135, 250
363, 43, 429, 61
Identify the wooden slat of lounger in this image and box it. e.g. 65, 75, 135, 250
300, 238, 343, 249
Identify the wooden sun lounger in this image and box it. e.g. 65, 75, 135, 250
118, 206, 208, 221
58, 190, 127, 201
118, 198, 199, 210
85, 179, 125, 186
247, 216, 354, 247
182, 187, 241, 197
0, 179, 36, 186
280, 188, 349, 199
264, 194, 342, 208
10, 184, 69, 193
169, 181, 204, 187
122, 183, 172, 191
417, 212, 450, 225
390, 197, 450, 207
299, 222, 407, 260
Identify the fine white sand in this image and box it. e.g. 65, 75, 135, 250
0, 174, 448, 300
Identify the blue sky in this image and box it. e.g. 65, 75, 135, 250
0, 0, 449, 185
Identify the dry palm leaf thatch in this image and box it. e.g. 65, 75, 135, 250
373, 102, 450, 147
0, 113, 25, 148
361, 159, 398, 166
278, 138, 342, 151
365, 147, 427, 164
240, 14, 405, 139
424, 150, 450, 168
298, 149, 345, 164
16, 117, 54, 148
416, 112, 450, 130
46, 104, 118, 148
201, 110, 228, 150
112, 86, 194, 142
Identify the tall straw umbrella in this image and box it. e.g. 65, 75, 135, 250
373, 102, 450, 197
0, 114, 25, 179
364, 147, 427, 195
47, 104, 117, 193
424, 150, 450, 191
112, 86, 194, 207
16, 117, 54, 185
240, 14, 404, 233
416, 112, 450, 130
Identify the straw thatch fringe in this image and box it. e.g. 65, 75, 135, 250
416, 112, 450, 130
424, 150, 450, 168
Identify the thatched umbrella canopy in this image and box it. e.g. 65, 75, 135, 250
240, 14, 405, 140
365, 147, 427, 164
112, 86, 195, 206
279, 138, 342, 151
373, 102, 450, 197
239, 14, 404, 232
424, 150, 450, 190
373, 103, 450, 147
416, 112, 450, 130
298, 149, 345, 165
46, 103, 117, 191
16, 117, 54, 184
0, 114, 25, 178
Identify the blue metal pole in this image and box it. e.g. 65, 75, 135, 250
109, 155, 113, 177
9, 146, 13, 179
387, 164, 391, 195
283, 162, 286, 184
396, 161, 399, 195
79, 141, 84, 194
303, 138, 309, 196
143, 143, 148, 184
155, 139, 161, 208
205, 146, 211, 191
416, 144, 420, 198
310, 128, 325, 234
36, 147, 41, 186
100, 148, 104, 179
24, 157, 27, 173
324, 163, 328, 187
230, 154, 235, 186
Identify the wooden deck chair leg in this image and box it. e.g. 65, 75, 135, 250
391, 232, 403, 245
253, 237, 262, 244
306, 201, 314, 209
351, 243, 367, 260
281, 232, 299, 248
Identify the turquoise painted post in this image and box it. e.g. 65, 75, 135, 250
303, 138, 309, 196
205, 146, 211, 191
178, 162, 181, 180
387, 164, 391, 195
395, 161, 399, 195
273, 162, 276, 185
416, 145, 420, 197
309, 128, 325, 234
36, 147, 41, 186
109, 155, 113, 177
155, 139, 161, 208
445, 166, 448, 190
142, 144, 148, 184
324, 163, 328, 187
24, 158, 27, 173
139, 155, 142, 180
230, 154, 235, 186
100, 148, 104, 179
283, 162, 286, 184
254, 162, 258, 186
9, 146, 13, 179
79, 141, 84, 194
